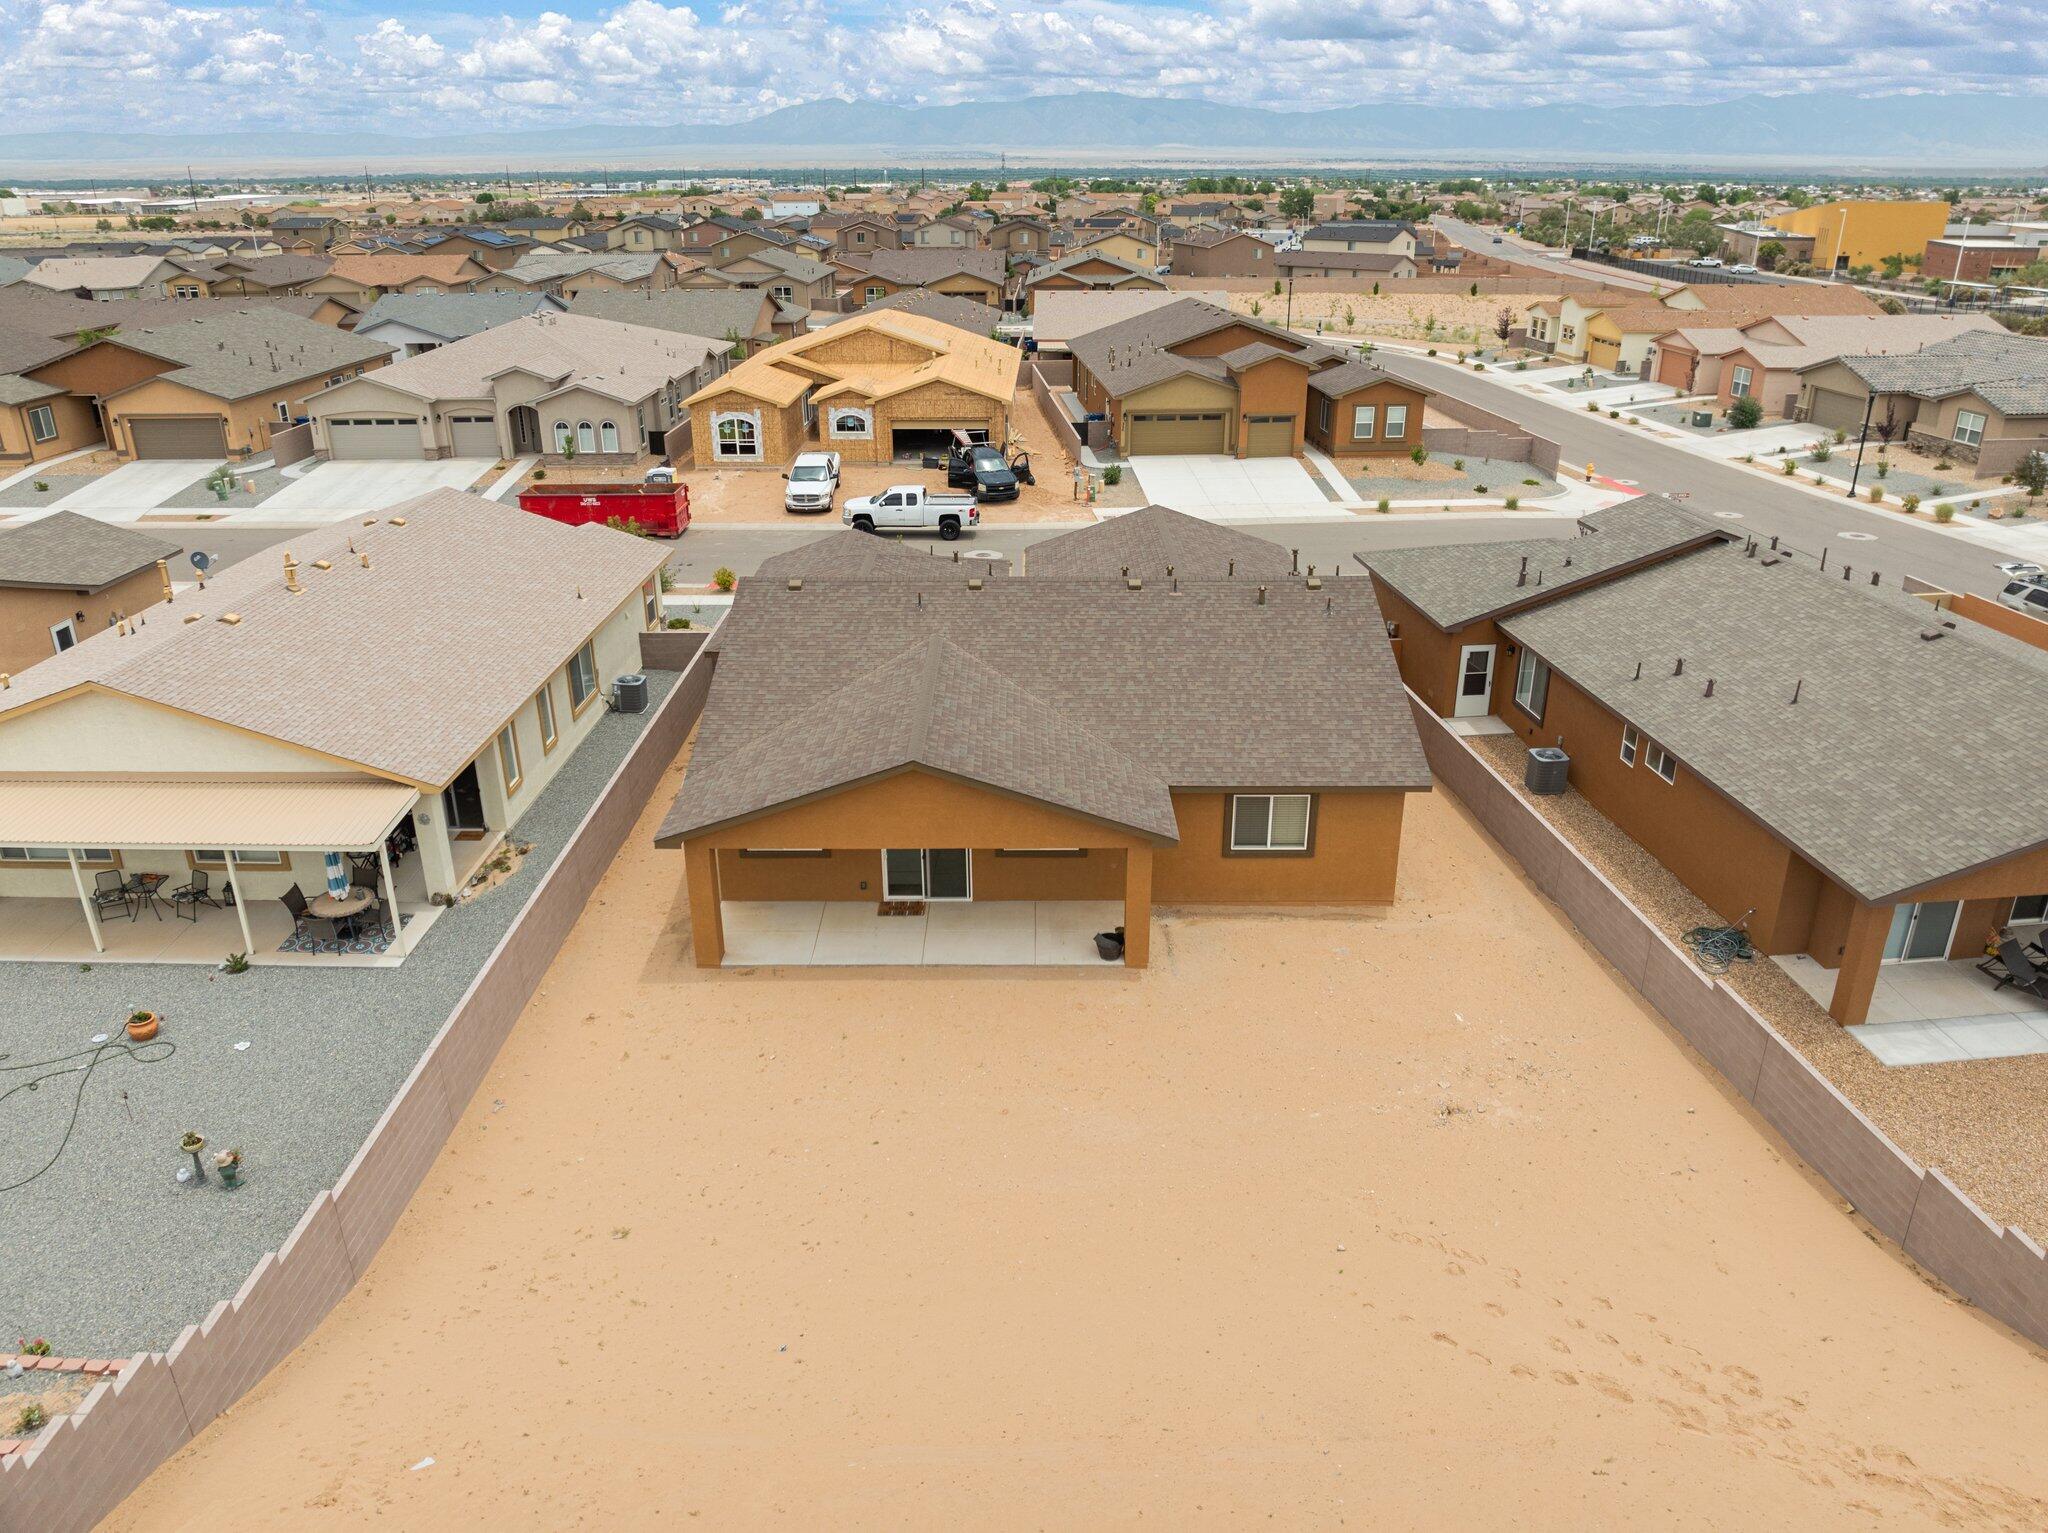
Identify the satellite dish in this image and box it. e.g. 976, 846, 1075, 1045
189, 551, 212, 572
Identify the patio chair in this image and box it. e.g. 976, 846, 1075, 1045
281, 883, 331, 943
1977, 939, 2048, 1001
91, 869, 135, 922
168, 868, 221, 922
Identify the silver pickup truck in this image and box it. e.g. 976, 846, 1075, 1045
842, 484, 980, 540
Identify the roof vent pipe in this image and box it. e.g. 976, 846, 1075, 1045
1791, 678, 1802, 704
1256, 585, 1267, 605
1704, 678, 1715, 698
1673, 657, 1684, 676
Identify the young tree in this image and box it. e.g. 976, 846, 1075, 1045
1756, 239, 1785, 271
2016, 450, 2048, 500
1494, 307, 1514, 344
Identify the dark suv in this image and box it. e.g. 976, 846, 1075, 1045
945, 443, 1020, 502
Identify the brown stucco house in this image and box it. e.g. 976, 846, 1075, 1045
0, 513, 181, 677
1018, 251, 1167, 314
1366, 496, 2048, 1028
1068, 298, 1421, 459
26, 307, 389, 459
1815, 330, 2048, 478
842, 249, 1006, 310
683, 308, 1017, 467
1170, 229, 1278, 278
656, 507, 1430, 968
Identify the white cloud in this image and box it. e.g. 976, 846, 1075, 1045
0, 0, 2040, 133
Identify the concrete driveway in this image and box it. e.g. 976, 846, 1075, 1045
1125, 454, 1350, 522
257, 459, 497, 520
1687, 423, 1828, 460
46, 458, 223, 520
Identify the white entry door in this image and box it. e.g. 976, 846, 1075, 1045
1454, 645, 1497, 717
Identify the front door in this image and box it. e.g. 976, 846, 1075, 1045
1454, 645, 1496, 717
442, 761, 487, 840
1882, 900, 1960, 963
881, 849, 971, 901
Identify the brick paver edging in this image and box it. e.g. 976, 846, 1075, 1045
0, 633, 714, 1533
1410, 693, 2048, 1352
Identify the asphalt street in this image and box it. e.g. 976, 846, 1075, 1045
1368, 350, 2017, 598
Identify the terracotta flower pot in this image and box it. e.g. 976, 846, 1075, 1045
126, 1011, 159, 1042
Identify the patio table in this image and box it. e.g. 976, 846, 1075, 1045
309, 886, 375, 941
123, 873, 169, 921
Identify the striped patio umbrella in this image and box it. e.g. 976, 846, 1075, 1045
323, 851, 349, 898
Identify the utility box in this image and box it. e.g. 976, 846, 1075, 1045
1691, 410, 1714, 428
1525, 746, 1570, 795
613, 674, 649, 715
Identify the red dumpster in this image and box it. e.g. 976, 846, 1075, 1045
516, 481, 690, 537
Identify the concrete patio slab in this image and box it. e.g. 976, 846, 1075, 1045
720, 900, 1125, 967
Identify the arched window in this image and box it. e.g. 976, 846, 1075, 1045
714, 413, 760, 459
828, 407, 873, 440
576, 421, 596, 453
552, 421, 572, 453
599, 421, 620, 453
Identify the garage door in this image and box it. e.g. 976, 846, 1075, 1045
1805, 388, 1866, 435
1126, 411, 1227, 455
128, 416, 227, 459
1243, 415, 1295, 458
448, 414, 499, 458
326, 416, 424, 460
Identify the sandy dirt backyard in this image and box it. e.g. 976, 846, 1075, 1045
1223, 288, 1546, 348
101, 752, 2048, 1530
679, 383, 1141, 525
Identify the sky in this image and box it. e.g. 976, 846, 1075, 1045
2, 0, 2045, 135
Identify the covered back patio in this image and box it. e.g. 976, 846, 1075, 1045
0, 776, 446, 967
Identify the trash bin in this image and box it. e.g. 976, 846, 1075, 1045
613, 673, 648, 715
1093, 927, 1126, 961
1525, 747, 1570, 795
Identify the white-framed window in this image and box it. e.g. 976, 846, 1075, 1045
1352, 404, 1376, 440
1229, 793, 1313, 852
567, 639, 599, 715
28, 404, 57, 443
642, 581, 660, 630
1730, 365, 1752, 398
1384, 403, 1409, 440
552, 420, 573, 452
50, 617, 77, 652
770, 283, 793, 302
599, 421, 620, 453
864, 284, 885, 303
713, 411, 761, 460
496, 722, 523, 796
1512, 649, 1549, 721
1644, 740, 1678, 784
1561, 324, 1576, 342
576, 420, 596, 453
275, 401, 291, 422
2012, 894, 2048, 924
2, 846, 115, 864
1619, 723, 1640, 767
827, 406, 873, 440
1954, 409, 1986, 448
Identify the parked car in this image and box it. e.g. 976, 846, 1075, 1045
518, 481, 689, 537
1689, 257, 1724, 268
1728, 262, 1759, 275
843, 484, 979, 540
782, 451, 841, 514
1998, 578, 2048, 619
944, 443, 1019, 501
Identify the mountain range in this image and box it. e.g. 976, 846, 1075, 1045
4, 92, 2046, 171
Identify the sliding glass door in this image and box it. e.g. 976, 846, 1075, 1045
880, 849, 971, 901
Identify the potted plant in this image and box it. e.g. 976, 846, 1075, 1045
126, 1009, 160, 1042
18, 1337, 51, 1358
216, 1148, 244, 1189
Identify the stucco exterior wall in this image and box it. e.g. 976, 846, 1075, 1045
1307, 378, 1426, 455
0, 564, 168, 678
0, 392, 101, 463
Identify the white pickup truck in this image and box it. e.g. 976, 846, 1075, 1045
782, 451, 841, 514
843, 484, 980, 540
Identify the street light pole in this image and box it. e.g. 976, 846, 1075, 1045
1845, 390, 1877, 499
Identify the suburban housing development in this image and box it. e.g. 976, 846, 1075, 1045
3, 131, 2048, 1533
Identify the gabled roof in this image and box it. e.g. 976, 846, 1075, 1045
0, 512, 181, 592
1361, 496, 1726, 631
21, 255, 175, 292
1499, 536, 2048, 903
1841, 330, 2048, 417
355, 291, 564, 342
495, 250, 667, 287
565, 287, 774, 342
0, 491, 664, 789
326, 251, 486, 288
90, 307, 389, 402
656, 516, 1427, 848
1022, 250, 1162, 289
316, 312, 720, 407
1025, 505, 1289, 579
689, 307, 1016, 410
860, 248, 1005, 287
850, 288, 1004, 336
1306, 358, 1433, 401
662, 635, 1179, 842
756, 528, 1012, 581
1276, 250, 1414, 273
1067, 298, 1339, 396
1030, 289, 1229, 349
1302, 221, 1417, 242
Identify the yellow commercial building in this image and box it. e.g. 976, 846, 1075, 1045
1770, 200, 1949, 273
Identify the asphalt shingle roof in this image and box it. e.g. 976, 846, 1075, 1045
658, 517, 1427, 844
101, 307, 389, 400
356, 291, 563, 342
0, 512, 181, 590
1499, 538, 2048, 901
1067, 299, 1340, 396
1307, 358, 1432, 400
1842, 330, 2048, 418
565, 288, 773, 342
1025, 505, 1290, 579
1362, 496, 1725, 630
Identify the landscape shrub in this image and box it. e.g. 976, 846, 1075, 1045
1934, 503, 1955, 522
1901, 493, 1921, 513
1868, 485, 1884, 503
1410, 445, 1427, 465
1726, 395, 1763, 430
1809, 441, 1833, 462
1504, 494, 1519, 508
713, 566, 736, 591
1102, 464, 1123, 486
1376, 497, 1390, 513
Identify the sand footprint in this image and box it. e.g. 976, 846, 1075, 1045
1510, 1363, 1539, 1380
1482, 1302, 1507, 1317
1547, 1336, 1573, 1354
1551, 1370, 1579, 1386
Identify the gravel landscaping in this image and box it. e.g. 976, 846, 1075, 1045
1467, 730, 2048, 1239
0, 669, 676, 1359
1343, 452, 1562, 503
156, 462, 291, 512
